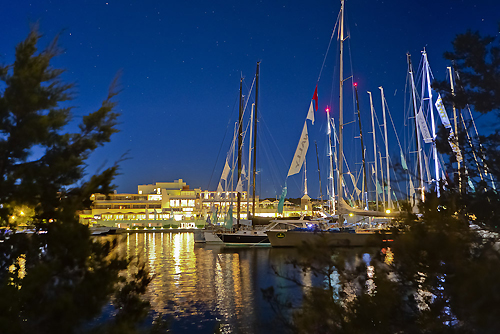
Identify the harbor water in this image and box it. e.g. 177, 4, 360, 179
112, 231, 370, 334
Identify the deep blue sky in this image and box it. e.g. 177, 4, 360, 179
2, 0, 499, 199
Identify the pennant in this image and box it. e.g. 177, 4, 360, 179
409, 178, 415, 198
435, 94, 451, 129
416, 109, 433, 143
401, 150, 408, 170
307, 100, 315, 124
235, 176, 243, 193
221, 159, 230, 181
277, 186, 287, 214
225, 205, 233, 229
212, 207, 218, 225
447, 131, 463, 163
468, 177, 475, 192
287, 121, 309, 177
313, 85, 318, 111
217, 182, 223, 193
376, 180, 383, 194
241, 164, 247, 178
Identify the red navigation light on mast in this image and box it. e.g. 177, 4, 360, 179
326, 106, 330, 113
353, 82, 358, 87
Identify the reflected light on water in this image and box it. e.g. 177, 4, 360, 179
116, 233, 371, 333
119, 232, 269, 333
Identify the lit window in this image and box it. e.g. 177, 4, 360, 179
181, 199, 188, 207
188, 199, 195, 207
148, 195, 161, 201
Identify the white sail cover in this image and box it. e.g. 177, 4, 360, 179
288, 121, 309, 177
416, 109, 433, 143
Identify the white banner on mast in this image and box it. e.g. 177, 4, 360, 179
221, 159, 230, 181
435, 94, 452, 129
416, 109, 433, 143
287, 121, 309, 177
306, 100, 315, 124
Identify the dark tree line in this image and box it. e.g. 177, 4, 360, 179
0, 28, 160, 333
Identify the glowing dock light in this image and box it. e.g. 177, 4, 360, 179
385, 209, 391, 214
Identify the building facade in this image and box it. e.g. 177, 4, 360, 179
86, 179, 307, 229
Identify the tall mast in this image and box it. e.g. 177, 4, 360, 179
354, 84, 368, 209
367, 91, 378, 210
447, 66, 461, 192
315, 141, 324, 209
252, 62, 260, 217
337, 0, 345, 223
422, 50, 439, 196
247, 103, 254, 217
408, 53, 425, 203
237, 77, 243, 225
327, 107, 336, 214
303, 160, 308, 196
379, 86, 392, 210
379, 151, 385, 210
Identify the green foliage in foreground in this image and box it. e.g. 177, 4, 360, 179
0, 28, 156, 333
264, 192, 500, 334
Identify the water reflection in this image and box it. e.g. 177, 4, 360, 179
115, 232, 374, 334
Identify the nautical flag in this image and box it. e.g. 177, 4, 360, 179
468, 176, 475, 192
313, 85, 318, 111
277, 186, 287, 214
376, 180, 383, 194
225, 205, 233, 229
221, 159, 230, 181
371, 165, 375, 174
307, 102, 315, 124
288, 121, 309, 177
307, 85, 319, 125
212, 207, 218, 225
448, 131, 463, 162
241, 164, 247, 178
400, 150, 408, 170
217, 181, 223, 193
435, 94, 452, 129
416, 109, 433, 143
409, 178, 415, 201
235, 176, 243, 193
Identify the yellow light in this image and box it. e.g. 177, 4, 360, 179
20, 211, 25, 216
349, 213, 354, 217
385, 209, 391, 214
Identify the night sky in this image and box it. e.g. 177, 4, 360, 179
2, 0, 499, 199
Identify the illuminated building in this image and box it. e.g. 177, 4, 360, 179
89, 179, 203, 228
85, 179, 309, 229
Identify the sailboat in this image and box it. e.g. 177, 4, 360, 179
266, 0, 395, 247
203, 62, 276, 246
